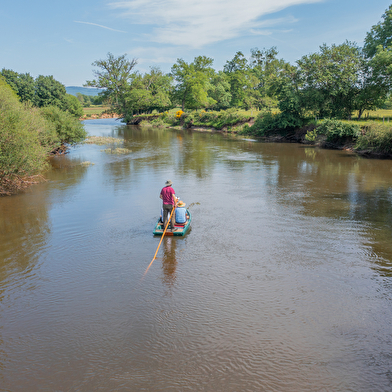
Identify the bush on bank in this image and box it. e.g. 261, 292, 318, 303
355, 122, 392, 154
303, 119, 392, 155
0, 78, 88, 194
246, 111, 303, 136
134, 108, 392, 156
305, 119, 361, 143
135, 109, 254, 130
181, 109, 253, 130
0, 78, 57, 194
40, 105, 87, 144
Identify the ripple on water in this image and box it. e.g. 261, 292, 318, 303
1, 121, 392, 391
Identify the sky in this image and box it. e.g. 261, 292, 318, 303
1, 0, 391, 86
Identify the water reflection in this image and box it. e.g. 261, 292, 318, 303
109, 123, 392, 274
161, 237, 178, 289
0, 191, 50, 288
0, 154, 90, 289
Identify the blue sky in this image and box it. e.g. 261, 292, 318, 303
1, 0, 391, 86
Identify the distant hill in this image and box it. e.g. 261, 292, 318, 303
66, 86, 104, 97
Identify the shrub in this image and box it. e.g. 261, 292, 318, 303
305, 128, 319, 142
40, 105, 87, 144
180, 109, 251, 130
248, 111, 303, 136
0, 78, 56, 192
317, 119, 360, 143
356, 122, 392, 154
149, 117, 167, 127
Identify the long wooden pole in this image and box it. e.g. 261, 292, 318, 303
144, 204, 176, 277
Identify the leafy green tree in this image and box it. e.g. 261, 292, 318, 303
34, 75, 67, 109
249, 47, 286, 110
360, 6, 392, 117
140, 67, 172, 112
85, 52, 137, 115
208, 71, 232, 110
76, 93, 92, 107
363, 5, 392, 58
223, 51, 249, 108
0, 68, 35, 103
120, 67, 172, 121
64, 94, 84, 117
171, 56, 215, 111
91, 95, 104, 105
40, 106, 86, 144
222, 49, 282, 110
296, 42, 366, 119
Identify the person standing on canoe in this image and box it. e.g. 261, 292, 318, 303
160, 180, 178, 232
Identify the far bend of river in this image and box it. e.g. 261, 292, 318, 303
1, 119, 392, 391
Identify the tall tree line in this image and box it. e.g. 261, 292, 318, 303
86, 5, 392, 123
0, 69, 84, 118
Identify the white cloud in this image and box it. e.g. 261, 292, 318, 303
108, 0, 321, 47
74, 21, 127, 33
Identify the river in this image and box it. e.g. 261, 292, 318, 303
0, 118, 391, 391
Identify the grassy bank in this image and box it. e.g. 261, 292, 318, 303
245, 113, 392, 157
131, 107, 392, 158
134, 108, 258, 131
80, 105, 112, 119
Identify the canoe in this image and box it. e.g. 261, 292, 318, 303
153, 209, 192, 236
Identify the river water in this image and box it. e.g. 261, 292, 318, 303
0, 118, 391, 391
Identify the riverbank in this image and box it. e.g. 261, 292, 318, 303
80, 112, 120, 120
0, 79, 87, 196
134, 110, 392, 159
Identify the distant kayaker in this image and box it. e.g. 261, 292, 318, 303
160, 180, 178, 232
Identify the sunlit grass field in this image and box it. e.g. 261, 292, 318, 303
355, 109, 392, 120
82, 105, 110, 116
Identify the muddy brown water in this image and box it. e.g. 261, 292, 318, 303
0, 119, 391, 391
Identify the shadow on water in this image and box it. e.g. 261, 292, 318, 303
0, 154, 90, 291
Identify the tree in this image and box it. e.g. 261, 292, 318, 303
223, 51, 249, 108
141, 67, 173, 112
85, 52, 137, 116
64, 94, 84, 118
171, 56, 215, 111
76, 93, 91, 107
360, 5, 392, 116
363, 5, 392, 58
296, 42, 367, 119
119, 67, 172, 121
0, 69, 35, 103
34, 75, 67, 109
208, 71, 232, 110
249, 47, 286, 109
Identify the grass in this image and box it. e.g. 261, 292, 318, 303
101, 147, 132, 155
354, 109, 392, 121
82, 105, 110, 116
84, 136, 124, 145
